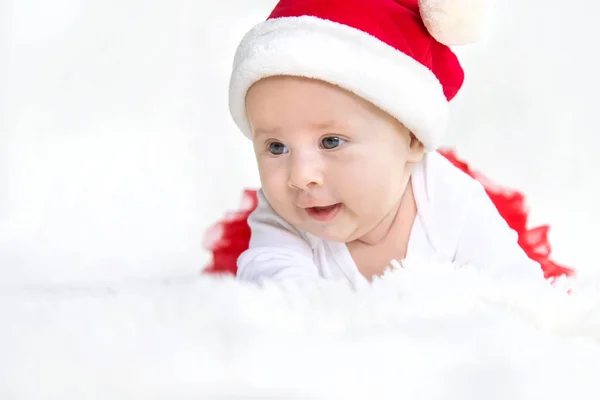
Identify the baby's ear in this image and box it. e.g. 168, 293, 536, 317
407, 133, 425, 163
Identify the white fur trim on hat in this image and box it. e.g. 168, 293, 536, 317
228, 16, 449, 151
419, 0, 491, 46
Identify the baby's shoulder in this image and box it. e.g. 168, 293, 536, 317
422, 151, 483, 202
415, 152, 491, 259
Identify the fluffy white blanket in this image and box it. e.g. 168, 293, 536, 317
2, 260, 600, 399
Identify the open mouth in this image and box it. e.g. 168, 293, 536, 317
305, 203, 342, 222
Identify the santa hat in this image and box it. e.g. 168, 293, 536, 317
228, 0, 490, 151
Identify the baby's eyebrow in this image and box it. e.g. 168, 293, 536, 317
311, 120, 337, 131
253, 127, 282, 138
253, 120, 341, 138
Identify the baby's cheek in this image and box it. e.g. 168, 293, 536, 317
258, 159, 284, 181
346, 160, 387, 186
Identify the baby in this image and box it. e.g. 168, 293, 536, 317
215, 0, 556, 288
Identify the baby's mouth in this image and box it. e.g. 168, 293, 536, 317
305, 203, 342, 222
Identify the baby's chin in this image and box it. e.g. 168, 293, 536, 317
298, 220, 358, 244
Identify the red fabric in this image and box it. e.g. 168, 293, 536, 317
203, 150, 575, 280
202, 189, 258, 275
267, 0, 464, 101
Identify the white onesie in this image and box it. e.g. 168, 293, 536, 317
236, 151, 545, 288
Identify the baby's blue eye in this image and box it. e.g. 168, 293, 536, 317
321, 136, 345, 150
268, 141, 288, 155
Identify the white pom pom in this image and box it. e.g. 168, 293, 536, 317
418, 0, 491, 46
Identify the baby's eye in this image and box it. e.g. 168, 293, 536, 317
268, 141, 288, 155
321, 136, 345, 150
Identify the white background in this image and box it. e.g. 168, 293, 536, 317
1, 0, 598, 287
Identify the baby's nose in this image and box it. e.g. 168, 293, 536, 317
287, 155, 324, 190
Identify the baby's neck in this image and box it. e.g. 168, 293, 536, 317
346, 180, 417, 281
353, 181, 416, 246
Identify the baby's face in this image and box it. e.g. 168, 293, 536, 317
245, 76, 423, 243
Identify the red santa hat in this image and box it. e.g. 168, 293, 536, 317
228, 0, 490, 151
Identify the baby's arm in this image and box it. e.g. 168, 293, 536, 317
236, 190, 322, 283
455, 183, 546, 282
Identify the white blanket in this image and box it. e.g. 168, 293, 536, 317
2, 260, 600, 399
